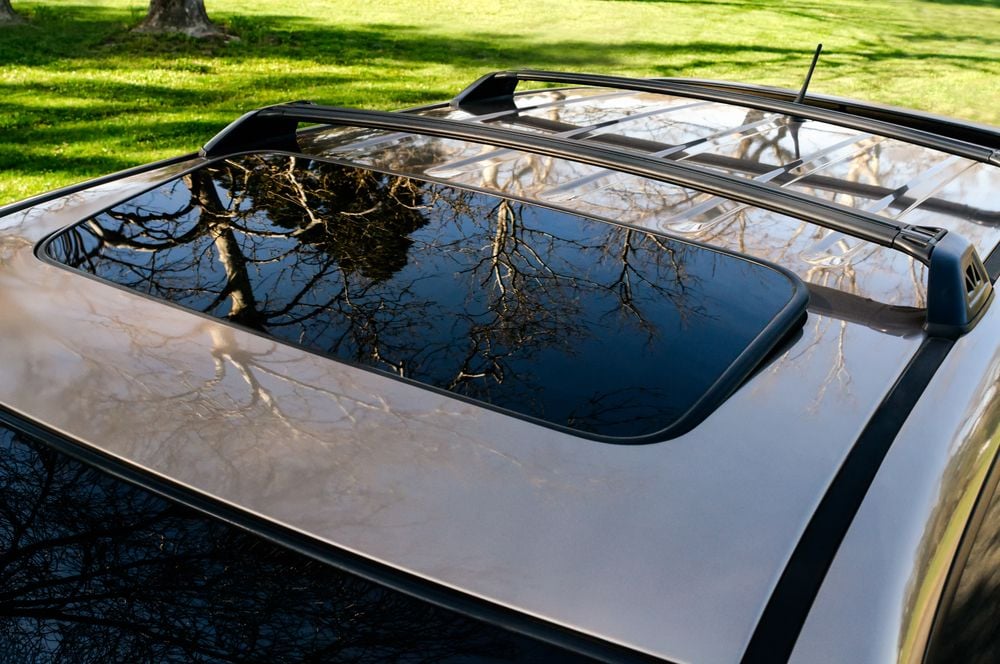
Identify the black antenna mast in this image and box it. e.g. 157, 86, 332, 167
790, 43, 823, 157
795, 43, 823, 105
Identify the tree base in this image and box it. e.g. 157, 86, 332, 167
133, 22, 226, 39
0, 8, 24, 24
133, 0, 226, 39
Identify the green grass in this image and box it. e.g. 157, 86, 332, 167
0, 0, 997, 205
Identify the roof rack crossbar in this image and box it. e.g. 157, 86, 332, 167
653, 78, 1000, 155
452, 70, 1000, 165
454, 107, 1000, 224
428, 100, 711, 175
201, 102, 992, 336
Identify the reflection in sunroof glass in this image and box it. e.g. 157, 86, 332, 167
46, 154, 802, 439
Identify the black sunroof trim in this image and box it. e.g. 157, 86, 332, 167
36, 151, 809, 445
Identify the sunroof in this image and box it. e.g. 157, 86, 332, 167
44, 153, 806, 441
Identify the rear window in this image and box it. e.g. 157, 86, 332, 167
0, 418, 593, 662
43, 153, 806, 441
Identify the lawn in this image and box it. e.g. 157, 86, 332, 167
0, 0, 997, 205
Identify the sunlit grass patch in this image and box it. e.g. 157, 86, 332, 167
0, 0, 997, 204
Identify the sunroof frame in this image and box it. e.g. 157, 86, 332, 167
38, 151, 809, 444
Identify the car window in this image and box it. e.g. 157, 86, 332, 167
0, 420, 593, 662
43, 153, 806, 441
926, 476, 1000, 664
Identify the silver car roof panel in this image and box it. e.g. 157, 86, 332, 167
790, 297, 1000, 664
0, 169, 921, 662
3, 79, 999, 662
304, 131, 1000, 311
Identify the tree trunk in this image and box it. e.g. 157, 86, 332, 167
0, 0, 24, 25
134, 0, 223, 38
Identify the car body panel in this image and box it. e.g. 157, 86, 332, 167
0, 165, 919, 663
302, 90, 1000, 309
0, 419, 594, 662
790, 298, 1000, 664
2, 83, 998, 663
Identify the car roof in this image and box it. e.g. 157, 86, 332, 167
1, 74, 999, 663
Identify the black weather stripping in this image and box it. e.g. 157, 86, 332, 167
201, 102, 993, 337
452, 70, 1000, 164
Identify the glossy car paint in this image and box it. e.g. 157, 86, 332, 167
0, 161, 920, 664
306, 94, 1000, 310
790, 297, 1000, 664
0, 421, 593, 662
1, 85, 998, 663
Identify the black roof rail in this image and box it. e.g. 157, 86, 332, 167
201, 102, 992, 337
452, 70, 1000, 166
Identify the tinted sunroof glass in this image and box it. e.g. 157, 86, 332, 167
45, 153, 804, 439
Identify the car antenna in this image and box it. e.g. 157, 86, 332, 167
795, 43, 823, 106
790, 43, 823, 158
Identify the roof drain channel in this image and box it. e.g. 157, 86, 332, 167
740, 336, 954, 664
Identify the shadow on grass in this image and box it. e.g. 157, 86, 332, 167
1, 4, 994, 80
0, 1, 996, 202
919, 0, 1000, 6
0, 4, 796, 68
601, 0, 1000, 8
0, 146, 149, 177
596, 0, 842, 23
1, 4, 993, 73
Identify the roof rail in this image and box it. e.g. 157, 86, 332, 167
652, 78, 1000, 151
452, 70, 1000, 166
201, 102, 992, 337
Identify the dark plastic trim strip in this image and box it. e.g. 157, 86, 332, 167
452, 70, 999, 164
200, 102, 991, 335
740, 336, 955, 664
0, 406, 662, 664
985, 244, 1000, 282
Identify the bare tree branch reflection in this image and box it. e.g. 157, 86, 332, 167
46, 153, 794, 438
